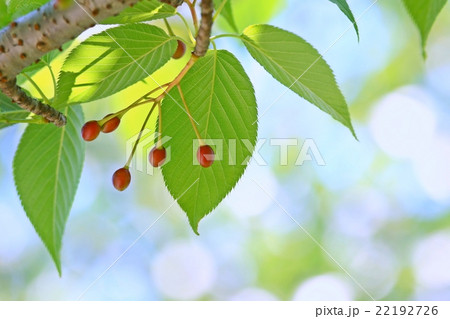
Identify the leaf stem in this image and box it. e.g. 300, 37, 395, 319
157, 102, 163, 148
0, 117, 46, 124
184, 0, 199, 33
0, 110, 30, 116
45, 62, 58, 97
164, 18, 175, 37
177, 84, 203, 144
154, 54, 198, 104
176, 12, 196, 45
98, 84, 170, 126
125, 102, 158, 169
104, 54, 198, 136
210, 33, 242, 41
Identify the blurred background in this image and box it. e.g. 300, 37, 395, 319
1, 0, 450, 301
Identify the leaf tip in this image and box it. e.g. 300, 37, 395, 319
49, 250, 63, 277
189, 219, 201, 236
56, 264, 63, 277
350, 125, 358, 141
421, 46, 428, 60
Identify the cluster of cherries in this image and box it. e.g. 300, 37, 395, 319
81, 40, 215, 192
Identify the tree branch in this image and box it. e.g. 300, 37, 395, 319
0, 0, 209, 127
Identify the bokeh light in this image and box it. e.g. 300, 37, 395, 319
0, 0, 450, 301
150, 241, 216, 300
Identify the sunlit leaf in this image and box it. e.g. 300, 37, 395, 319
328, 0, 359, 40
242, 24, 355, 137
402, 0, 447, 57
13, 105, 85, 274
101, 0, 176, 24
62, 24, 176, 103
213, 0, 239, 33
53, 71, 78, 109
0, 0, 9, 28
7, 0, 47, 19
161, 50, 258, 233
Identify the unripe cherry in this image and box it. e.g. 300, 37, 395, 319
81, 121, 101, 142
112, 168, 131, 191
101, 115, 121, 133
197, 145, 215, 168
172, 40, 186, 59
149, 147, 167, 167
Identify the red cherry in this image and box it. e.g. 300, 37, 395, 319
172, 40, 186, 59
149, 147, 167, 167
101, 115, 121, 133
81, 121, 101, 142
112, 168, 131, 191
197, 145, 215, 168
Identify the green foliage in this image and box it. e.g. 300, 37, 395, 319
241, 24, 355, 137
224, 0, 286, 32
101, 0, 176, 24
402, 0, 447, 57
13, 106, 85, 274
0, 93, 29, 130
328, 0, 359, 40
54, 71, 79, 109
7, 0, 48, 20
0, 0, 9, 28
161, 50, 258, 233
213, 0, 239, 33
62, 24, 177, 103
3, 0, 446, 273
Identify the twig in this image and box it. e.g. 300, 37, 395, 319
0, 0, 185, 127
185, 0, 199, 32
193, 0, 214, 57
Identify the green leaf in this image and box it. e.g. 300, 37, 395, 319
328, 0, 359, 41
101, 0, 176, 24
241, 24, 356, 137
0, 0, 9, 28
53, 71, 78, 109
7, 0, 48, 19
62, 24, 176, 103
0, 92, 29, 130
13, 105, 85, 274
402, 0, 447, 57
161, 50, 258, 233
213, 0, 239, 33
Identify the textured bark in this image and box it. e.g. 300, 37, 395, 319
2, 79, 67, 126
193, 0, 213, 57
0, 0, 211, 126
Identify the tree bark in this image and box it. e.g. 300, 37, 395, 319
193, 0, 213, 57
0, 0, 213, 127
